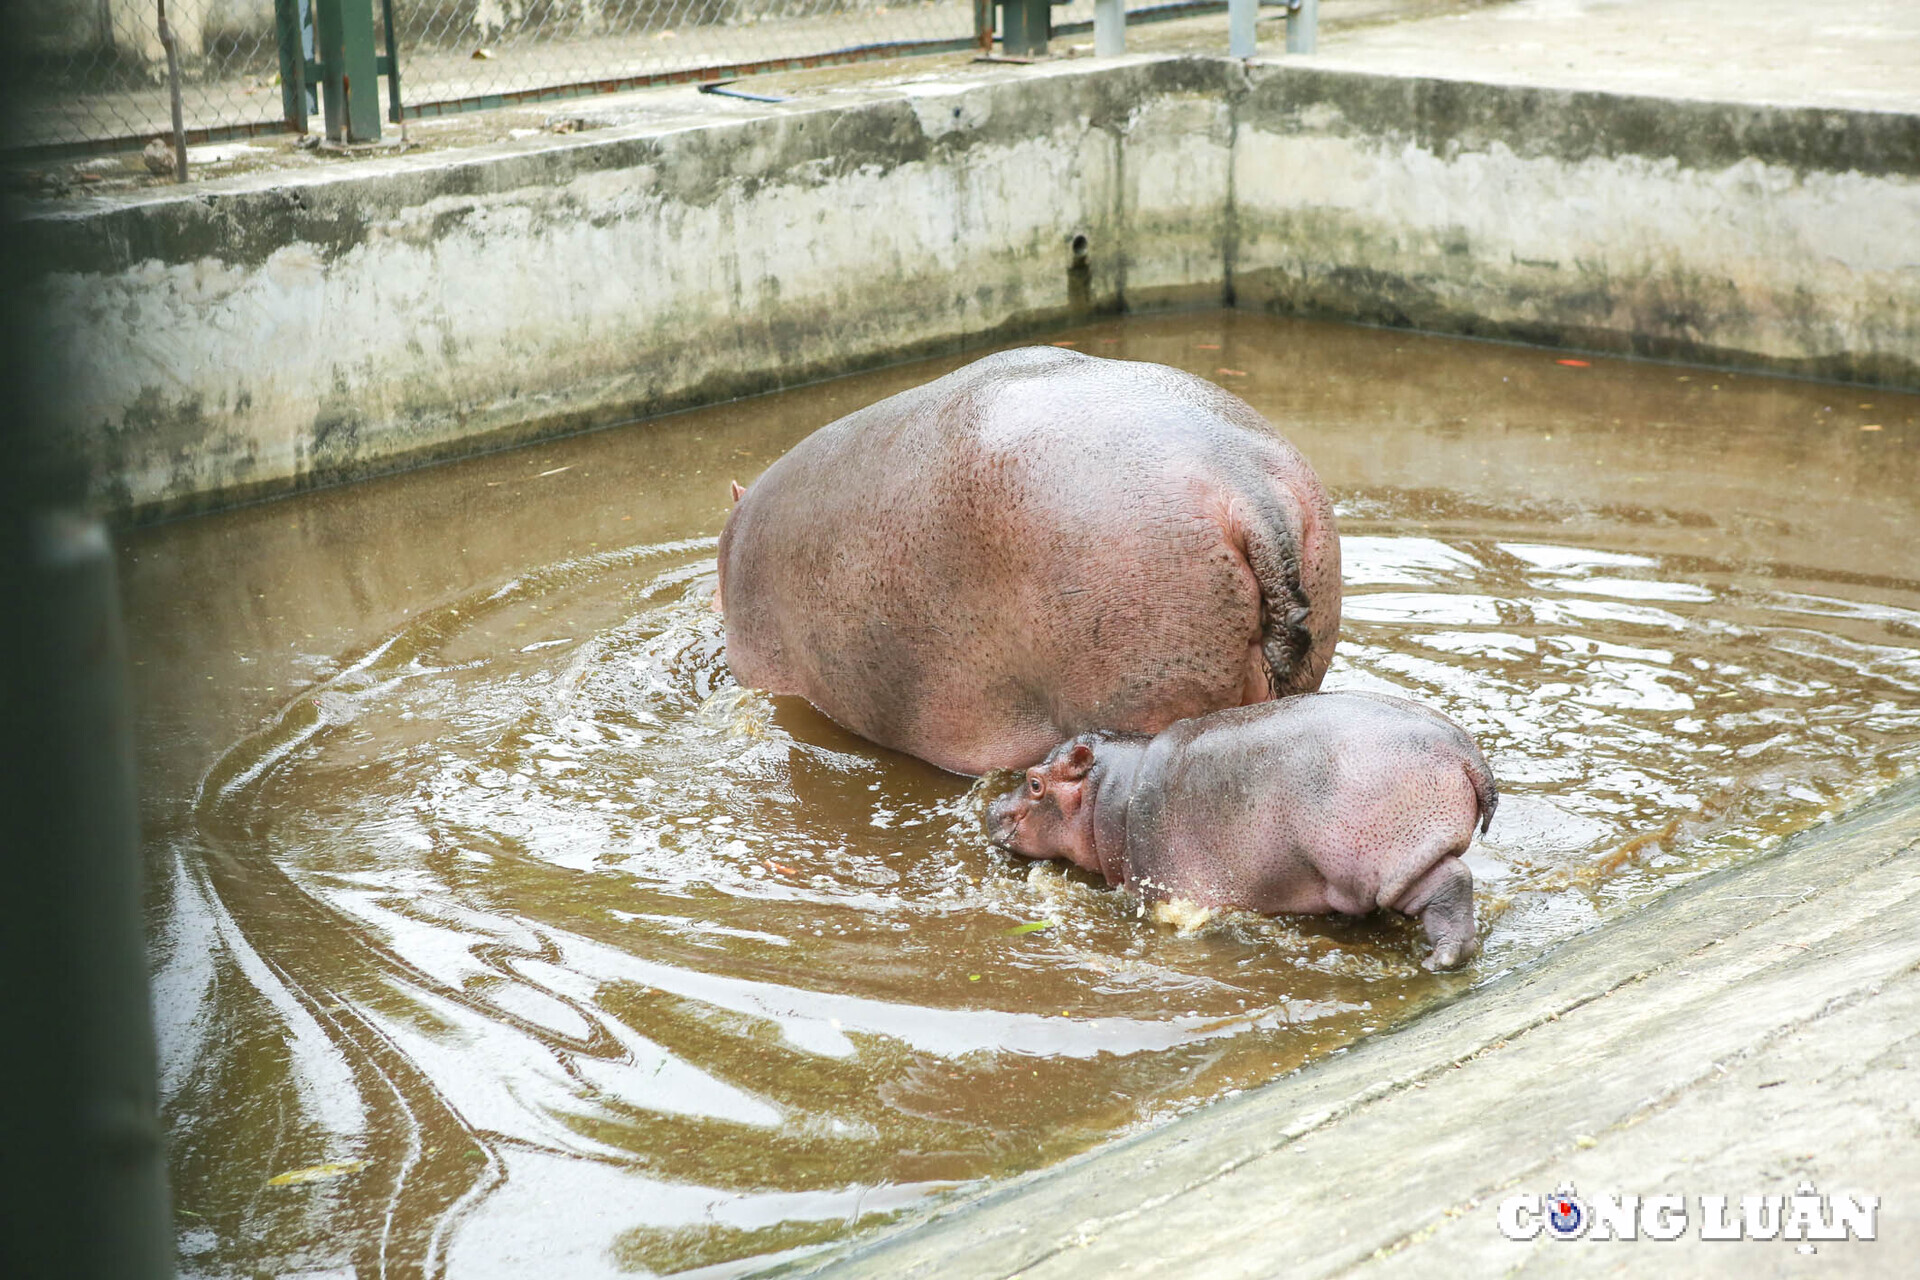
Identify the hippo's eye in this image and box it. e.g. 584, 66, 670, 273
1028, 775, 1043, 796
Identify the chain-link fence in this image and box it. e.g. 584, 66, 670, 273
11, 0, 1234, 159
396, 0, 976, 120
16, 1, 293, 155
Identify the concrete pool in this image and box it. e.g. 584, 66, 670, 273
126, 310, 1920, 1276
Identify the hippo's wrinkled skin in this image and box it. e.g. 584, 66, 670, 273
717, 347, 1341, 776
986, 693, 1497, 970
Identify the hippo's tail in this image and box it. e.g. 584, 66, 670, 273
1466, 756, 1499, 837
1240, 507, 1323, 696
1231, 462, 1340, 699
1264, 589, 1318, 699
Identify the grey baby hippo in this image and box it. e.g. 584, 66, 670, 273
986, 692, 1497, 969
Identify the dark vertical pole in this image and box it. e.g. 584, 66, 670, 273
381, 0, 404, 125
274, 0, 310, 132
1002, 0, 1052, 56
339, 0, 383, 141
8, 513, 171, 1278
313, 0, 381, 143
0, 115, 174, 1280
313, 0, 344, 141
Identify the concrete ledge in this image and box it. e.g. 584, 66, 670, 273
779, 776, 1920, 1277
20, 52, 1920, 520
20, 57, 1232, 521
1232, 65, 1920, 386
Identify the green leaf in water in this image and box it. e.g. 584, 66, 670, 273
1004, 919, 1056, 937
267, 1159, 367, 1187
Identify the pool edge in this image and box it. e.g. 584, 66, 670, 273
775, 772, 1920, 1276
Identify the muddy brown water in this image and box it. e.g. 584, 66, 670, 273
127, 312, 1920, 1277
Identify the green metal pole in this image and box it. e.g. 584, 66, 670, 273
1001, 0, 1052, 56
313, 0, 382, 143
273, 0, 308, 130
1287, 0, 1318, 54
1229, 0, 1256, 57
381, 0, 404, 125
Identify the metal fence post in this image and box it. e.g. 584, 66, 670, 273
1094, 0, 1125, 56
381, 0, 405, 124
312, 0, 382, 142
1287, 0, 1318, 54
1228, 0, 1257, 57
1000, 0, 1053, 57
273, 0, 311, 132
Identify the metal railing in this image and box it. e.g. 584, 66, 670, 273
8, 0, 1317, 162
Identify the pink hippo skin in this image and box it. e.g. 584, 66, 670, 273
717, 347, 1341, 776
986, 692, 1498, 969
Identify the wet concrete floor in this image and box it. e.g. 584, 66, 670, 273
123, 310, 1920, 1277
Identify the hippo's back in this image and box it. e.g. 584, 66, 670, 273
718, 347, 1340, 775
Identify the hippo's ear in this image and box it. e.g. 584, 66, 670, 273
1063, 742, 1095, 779
730, 480, 747, 504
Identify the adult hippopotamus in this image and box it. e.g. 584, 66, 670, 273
985, 692, 1497, 969
717, 346, 1340, 775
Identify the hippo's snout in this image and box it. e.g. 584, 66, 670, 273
985, 793, 1022, 849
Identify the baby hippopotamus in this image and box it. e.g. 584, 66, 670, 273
986, 692, 1497, 969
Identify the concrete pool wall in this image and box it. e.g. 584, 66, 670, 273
21, 51, 1920, 521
